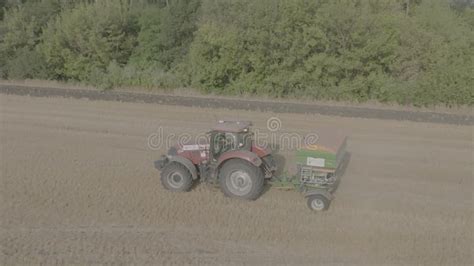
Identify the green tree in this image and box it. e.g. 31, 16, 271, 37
131, 0, 201, 69
186, 0, 473, 105
188, 0, 402, 100
40, 0, 139, 81
0, 0, 471, 105
0, 0, 62, 78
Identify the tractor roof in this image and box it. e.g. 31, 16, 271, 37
212, 120, 252, 133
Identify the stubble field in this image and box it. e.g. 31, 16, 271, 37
0, 94, 472, 265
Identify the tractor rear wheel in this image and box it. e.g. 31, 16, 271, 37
219, 159, 264, 200
160, 163, 193, 192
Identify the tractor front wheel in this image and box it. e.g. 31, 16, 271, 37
160, 163, 193, 192
219, 159, 264, 200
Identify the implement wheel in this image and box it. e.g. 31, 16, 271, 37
306, 194, 330, 211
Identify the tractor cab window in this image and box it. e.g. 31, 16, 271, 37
211, 132, 237, 159
239, 132, 253, 150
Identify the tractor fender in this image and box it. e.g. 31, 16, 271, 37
167, 156, 198, 180
304, 189, 334, 201
217, 150, 262, 168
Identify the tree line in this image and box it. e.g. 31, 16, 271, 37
0, 0, 472, 106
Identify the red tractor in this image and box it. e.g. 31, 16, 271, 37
154, 120, 277, 200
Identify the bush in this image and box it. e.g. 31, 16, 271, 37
0, 0, 471, 106
40, 0, 139, 81
0, 0, 62, 79
130, 0, 201, 69
185, 0, 473, 106
89, 61, 182, 90
5, 47, 50, 79
187, 0, 403, 100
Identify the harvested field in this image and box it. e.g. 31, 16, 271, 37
0, 93, 472, 265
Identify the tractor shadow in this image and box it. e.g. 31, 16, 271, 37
267, 142, 287, 176
261, 143, 287, 197
330, 152, 351, 195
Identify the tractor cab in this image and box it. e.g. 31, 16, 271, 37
209, 120, 253, 160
